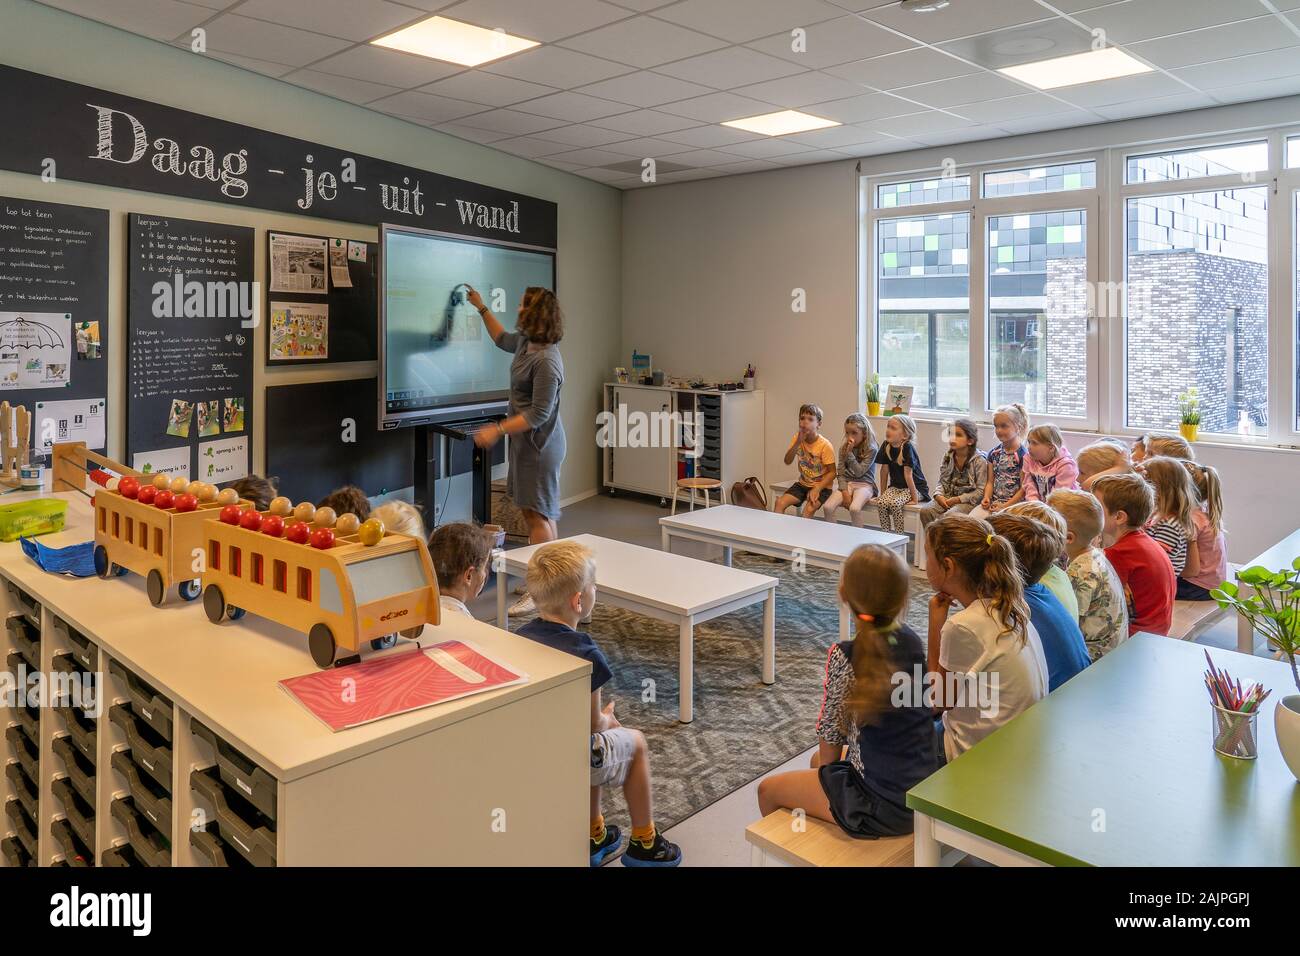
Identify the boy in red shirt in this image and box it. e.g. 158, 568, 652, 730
1092, 473, 1176, 636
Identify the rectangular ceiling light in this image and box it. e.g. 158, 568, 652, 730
998, 47, 1152, 90
372, 16, 539, 67
722, 110, 840, 136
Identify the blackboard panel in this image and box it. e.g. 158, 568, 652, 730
0, 196, 109, 459
265, 231, 378, 366
126, 214, 255, 482
265, 377, 412, 506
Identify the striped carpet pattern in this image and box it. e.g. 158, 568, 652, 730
510, 554, 935, 832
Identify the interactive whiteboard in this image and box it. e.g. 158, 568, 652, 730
379, 224, 556, 429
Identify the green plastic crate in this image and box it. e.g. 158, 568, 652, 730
0, 498, 67, 542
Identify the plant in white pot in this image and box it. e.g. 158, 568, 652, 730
1213, 561, 1300, 780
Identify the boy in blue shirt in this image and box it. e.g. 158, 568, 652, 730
516, 541, 682, 867
987, 513, 1090, 690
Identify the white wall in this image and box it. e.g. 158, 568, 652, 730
0, 0, 622, 502
622, 101, 1300, 563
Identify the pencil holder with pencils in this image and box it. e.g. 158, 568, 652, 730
1204, 651, 1269, 760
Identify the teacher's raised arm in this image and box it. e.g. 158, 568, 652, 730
465, 285, 508, 347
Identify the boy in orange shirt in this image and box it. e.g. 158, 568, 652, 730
775, 403, 837, 518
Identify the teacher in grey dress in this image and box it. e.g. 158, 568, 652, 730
467, 285, 566, 612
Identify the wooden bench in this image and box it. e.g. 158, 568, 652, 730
1168, 597, 1229, 642
745, 810, 914, 867
768, 480, 928, 569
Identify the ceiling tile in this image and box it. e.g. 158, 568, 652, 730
453, 108, 571, 135
577, 167, 644, 185
1053, 71, 1189, 108
956, 92, 1082, 123
195, 13, 352, 66
576, 70, 713, 107
186, 0, 242, 8
656, 124, 763, 147
557, 15, 727, 67
600, 136, 697, 156
804, 90, 921, 123
368, 89, 488, 122
718, 138, 817, 159
776, 149, 852, 165
511, 90, 633, 121
745, 15, 917, 68
1090, 91, 1217, 120
532, 123, 638, 146
491, 135, 580, 158
1128, 17, 1300, 72
906, 126, 1007, 147
827, 47, 981, 89
590, 108, 703, 134
1204, 76, 1300, 104
544, 146, 639, 166
871, 110, 976, 137
38, 0, 213, 40
784, 123, 892, 148
900, 71, 1030, 108
205, 50, 297, 78
283, 68, 402, 103
656, 90, 782, 122
484, 44, 634, 86
653, 0, 846, 43
435, 122, 516, 144
1073, 0, 1269, 44
659, 147, 746, 165
996, 110, 1101, 135
708, 159, 783, 174
730, 71, 867, 108
653, 46, 807, 88
836, 136, 923, 156
305, 43, 464, 87
236, 0, 422, 42
436, 0, 631, 42
937, 17, 1097, 70
418, 71, 557, 106
1174, 46, 1300, 90
862, 0, 1053, 43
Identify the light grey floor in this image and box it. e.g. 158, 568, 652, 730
465, 490, 1273, 866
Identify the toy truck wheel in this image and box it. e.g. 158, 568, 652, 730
370, 634, 398, 651
94, 545, 114, 579
203, 584, 227, 623
227, 606, 246, 621
178, 579, 201, 602
147, 570, 166, 607
309, 624, 337, 669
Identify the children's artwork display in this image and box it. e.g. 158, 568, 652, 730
885, 384, 914, 417
269, 302, 329, 360
265, 230, 377, 366
0, 313, 72, 389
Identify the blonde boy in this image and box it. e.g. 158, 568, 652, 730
1004, 500, 1079, 623
516, 542, 681, 868
1047, 490, 1129, 660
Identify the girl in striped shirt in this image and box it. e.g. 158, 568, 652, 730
1141, 456, 1199, 576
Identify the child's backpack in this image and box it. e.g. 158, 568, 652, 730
729, 477, 768, 511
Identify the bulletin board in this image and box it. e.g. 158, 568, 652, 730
265, 230, 378, 367
0, 196, 110, 460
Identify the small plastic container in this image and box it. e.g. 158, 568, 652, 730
1212, 704, 1260, 759
0, 497, 67, 541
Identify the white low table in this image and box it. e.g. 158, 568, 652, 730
497, 534, 777, 723
659, 505, 909, 643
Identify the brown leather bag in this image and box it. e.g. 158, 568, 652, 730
729, 476, 768, 510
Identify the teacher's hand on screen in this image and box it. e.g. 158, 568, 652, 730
465, 285, 485, 311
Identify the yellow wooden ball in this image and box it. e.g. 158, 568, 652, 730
216, 488, 239, 506
268, 496, 293, 516
335, 513, 360, 536
293, 502, 316, 524
195, 483, 217, 503
153, 473, 172, 490
357, 518, 385, 546
170, 476, 189, 494
314, 506, 337, 528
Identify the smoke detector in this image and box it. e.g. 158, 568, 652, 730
901, 0, 951, 11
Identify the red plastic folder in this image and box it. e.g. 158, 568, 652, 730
279, 640, 529, 731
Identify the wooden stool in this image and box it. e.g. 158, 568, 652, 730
672, 477, 721, 515
745, 810, 914, 867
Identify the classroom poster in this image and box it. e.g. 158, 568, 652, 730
198, 434, 248, 484
329, 238, 352, 288
34, 398, 106, 454
0, 312, 72, 389
131, 446, 190, 479
269, 302, 329, 360
269, 232, 327, 294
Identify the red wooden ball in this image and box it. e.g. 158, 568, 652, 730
219, 504, 243, 525
309, 528, 335, 550
261, 514, 284, 537
154, 489, 175, 510
119, 477, 140, 499
239, 510, 263, 531
137, 485, 157, 505
173, 493, 198, 512
285, 521, 311, 544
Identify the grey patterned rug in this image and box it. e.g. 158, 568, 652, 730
508, 554, 936, 833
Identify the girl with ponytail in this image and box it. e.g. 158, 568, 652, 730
757, 545, 936, 837
924, 513, 1048, 762
1177, 460, 1229, 601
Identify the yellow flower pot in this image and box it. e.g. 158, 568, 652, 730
1179, 422, 1199, 442
867, 401, 881, 417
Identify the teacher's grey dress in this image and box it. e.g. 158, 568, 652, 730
496, 330, 565, 521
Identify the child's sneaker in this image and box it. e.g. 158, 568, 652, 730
590, 825, 623, 866
622, 831, 682, 867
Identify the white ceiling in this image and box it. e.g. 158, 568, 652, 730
30, 0, 1300, 188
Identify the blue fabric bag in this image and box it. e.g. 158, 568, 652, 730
20, 537, 99, 578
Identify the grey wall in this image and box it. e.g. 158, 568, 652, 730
0, 0, 622, 503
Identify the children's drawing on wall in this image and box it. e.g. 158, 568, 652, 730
223, 397, 245, 433
197, 399, 220, 437
75, 321, 101, 360
0, 312, 72, 388
166, 398, 194, 438
884, 384, 914, 417
270, 303, 329, 360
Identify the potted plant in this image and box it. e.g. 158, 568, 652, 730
1212, 560, 1300, 781
1178, 387, 1201, 442
865, 374, 881, 417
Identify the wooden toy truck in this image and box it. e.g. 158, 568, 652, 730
200, 509, 441, 668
